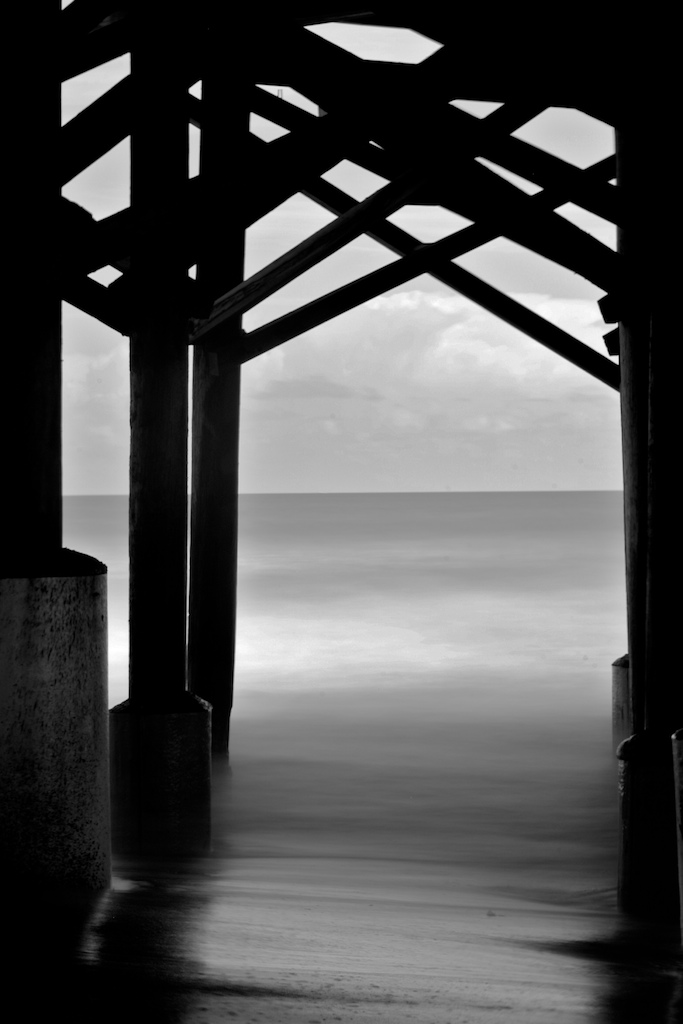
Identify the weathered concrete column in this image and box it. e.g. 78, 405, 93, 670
109, 5, 211, 852
612, 653, 631, 752
617, 733, 678, 919
0, 4, 111, 889
110, 693, 211, 855
0, 552, 110, 888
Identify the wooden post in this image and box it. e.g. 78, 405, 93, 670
189, 352, 241, 753
110, 6, 211, 853
188, 17, 249, 753
616, 90, 681, 920
4, 0, 61, 565
616, 122, 649, 741
128, 6, 190, 709
642, 94, 682, 921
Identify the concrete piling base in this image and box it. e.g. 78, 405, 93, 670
612, 653, 631, 752
0, 551, 110, 889
673, 729, 683, 938
617, 732, 679, 921
110, 693, 212, 855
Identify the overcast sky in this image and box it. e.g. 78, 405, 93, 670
61, 21, 622, 494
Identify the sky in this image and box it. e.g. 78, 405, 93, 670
61, 20, 622, 494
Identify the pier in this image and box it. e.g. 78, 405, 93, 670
2, 4, 681, 1002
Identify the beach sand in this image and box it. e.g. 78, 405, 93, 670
14, 840, 681, 1024
11, 725, 682, 1024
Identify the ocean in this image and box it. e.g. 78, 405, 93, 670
57, 492, 683, 1022
63, 490, 626, 893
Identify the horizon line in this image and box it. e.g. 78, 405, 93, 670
63, 488, 625, 498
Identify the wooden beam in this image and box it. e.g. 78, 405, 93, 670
62, 57, 206, 188
444, 104, 621, 226
61, 274, 130, 334
60, 10, 129, 83
310, 155, 617, 266
191, 98, 548, 346
191, 161, 439, 344
61, 38, 618, 336
357, 8, 622, 108
236, 171, 619, 388
299, 174, 618, 385
225, 143, 619, 389
81, 125, 615, 358
61, 76, 131, 186
603, 327, 619, 357
249, 86, 401, 187
60, 105, 363, 278
238, 216, 619, 390
128, 6, 189, 709
296, 107, 620, 289
60, 0, 119, 37
269, 97, 617, 292
268, 26, 617, 289
60, 196, 129, 274
432, 159, 618, 293
251, 87, 619, 226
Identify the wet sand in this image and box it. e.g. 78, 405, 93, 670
10, 688, 683, 1024
10, 828, 682, 1024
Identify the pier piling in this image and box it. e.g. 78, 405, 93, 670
188, 16, 249, 755
109, 6, 211, 849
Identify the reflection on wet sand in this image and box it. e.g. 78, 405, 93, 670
535, 923, 683, 1024
8, 693, 682, 1024
9, 869, 681, 1024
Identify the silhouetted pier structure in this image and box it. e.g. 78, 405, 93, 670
2, 3, 680, 928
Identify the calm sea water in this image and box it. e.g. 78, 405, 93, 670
63, 491, 627, 896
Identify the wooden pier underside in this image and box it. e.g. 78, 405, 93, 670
8, 3, 680, 917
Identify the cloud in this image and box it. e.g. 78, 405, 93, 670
240, 285, 622, 491
252, 373, 382, 402
243, 287, 616, 413
61, 283, 622, 494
